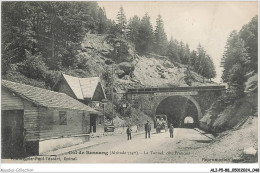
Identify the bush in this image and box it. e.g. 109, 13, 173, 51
44, 70, 61, 89
76, 53, 91, 70
3, 70, 47, 89
18, 51, 48, 80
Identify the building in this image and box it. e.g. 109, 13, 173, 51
1, 80, 101, 159
53, 73, 107, 133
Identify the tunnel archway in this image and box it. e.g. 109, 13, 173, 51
154, 96, 201, 128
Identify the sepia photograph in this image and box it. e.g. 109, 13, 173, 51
0, 0, 258, 172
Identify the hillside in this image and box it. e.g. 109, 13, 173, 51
2, 33, 217, 127
3, 33, 214, 91
79, 34, 215, 92
199, 73, 258, 133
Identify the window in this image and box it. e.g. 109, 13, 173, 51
59, 111, 67, 125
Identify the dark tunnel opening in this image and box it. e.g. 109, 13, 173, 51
155, 96, 199, 128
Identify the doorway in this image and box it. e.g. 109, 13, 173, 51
1, 110, 25, 159
90, 114, 97, 133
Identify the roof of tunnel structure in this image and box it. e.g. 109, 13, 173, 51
126, 85, 226, 94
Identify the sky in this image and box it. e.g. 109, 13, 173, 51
98, 1, 258, 83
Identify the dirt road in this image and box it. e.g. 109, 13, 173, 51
58, 128, 216, 163
6, 123, 257, 164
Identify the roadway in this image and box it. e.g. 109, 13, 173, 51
59, 128, 215, 163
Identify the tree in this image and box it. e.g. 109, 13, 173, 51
127, 15, 140, 46
182, 43, 191, 65
154, 15, 168, 55
97, 7, 109, 34
206, 56, 217, 80
116, 6, 127, 36
201, 55, 216, 81
136, 13, 154, 53
107, 19, 118, 35
188, 44, 216, 81
2, 1, 113, 74
221, 30, 248, 95
190, 50, 198, 71
177, 41, 187, 64
166, 37, 180, 63
221, 31, 248, 82
193, 44, 206, 74
221, 15, 258, 97
46, 2, 85, 69
239, 15, 258, 72
2, 2, 37, 74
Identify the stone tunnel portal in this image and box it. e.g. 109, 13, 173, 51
155, 96, 200, 128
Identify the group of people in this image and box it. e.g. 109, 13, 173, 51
126, 120, 175, 140
156, 118, 167, 134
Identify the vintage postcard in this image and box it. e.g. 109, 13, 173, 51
1, 1, 258, 172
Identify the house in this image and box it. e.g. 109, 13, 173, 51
53, 73, 107, 133
1, 80, 101, 159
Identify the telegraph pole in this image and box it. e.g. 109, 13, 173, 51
111, 64, 114, 125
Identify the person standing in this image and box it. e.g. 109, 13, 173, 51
169, 123, 174, 138
145, 120, 151, 139
156, 119, 159, 134
126, 126, 132, 140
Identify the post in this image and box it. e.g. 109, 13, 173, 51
103, 103, 105, 121
111, 64, 114, 125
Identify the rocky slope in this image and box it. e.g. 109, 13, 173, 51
4, 33, 215, 92
65, 33, 219, 126
80, 34, 215, 93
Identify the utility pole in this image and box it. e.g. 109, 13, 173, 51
51, 2, 55, 61
111, 64, 114, 125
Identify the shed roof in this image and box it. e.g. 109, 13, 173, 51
62, 74, 106, 100
2, 80, 99, 113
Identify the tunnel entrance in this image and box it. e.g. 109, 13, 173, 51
155, 96, 199, 128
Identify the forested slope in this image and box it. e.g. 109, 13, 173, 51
200, 16, 258, 133
2, 1, 216, 91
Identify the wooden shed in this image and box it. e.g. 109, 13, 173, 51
53, 73, 107, 133
1, 80, 100, 159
